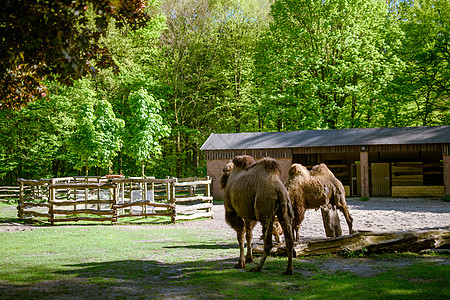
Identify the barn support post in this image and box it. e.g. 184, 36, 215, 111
360, 150, 370, 198
444, 153, 450, 195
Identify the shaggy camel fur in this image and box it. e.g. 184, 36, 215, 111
220, 155, 295, 275
222, 158, 285, 243
285, 163, 354, 241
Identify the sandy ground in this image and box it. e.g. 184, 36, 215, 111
173, 197, 450, 243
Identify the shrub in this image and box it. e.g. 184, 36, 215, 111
442, 194, 450, 202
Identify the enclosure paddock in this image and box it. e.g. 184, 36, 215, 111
16, 176, 212, 224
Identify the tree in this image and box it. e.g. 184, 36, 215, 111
68, 102, 99, 176
157, 0, 270, 176
123, 89, 170, 176
0, 80, 79, 183
0, 0, 155, 110
262, 0, 396, 129
92, 99, 125, 173
391, 0, 450, 126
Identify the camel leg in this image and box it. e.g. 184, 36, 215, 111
225, 210, 246, 268
276, 210, 294, 275
338, 205, 354, 234
245, 220, 256, 263
250, 222, 273, 272
294, 208, 306, 242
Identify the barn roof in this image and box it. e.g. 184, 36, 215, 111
200, 126, 450, 150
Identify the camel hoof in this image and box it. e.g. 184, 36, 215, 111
283, 270, 293, 275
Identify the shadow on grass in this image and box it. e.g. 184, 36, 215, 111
164, 243, 238, 250
1, 257, 449, 299
0, 258, 238, 299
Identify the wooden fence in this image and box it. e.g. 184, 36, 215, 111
0, 186, 28, 202
16, 176, 212, 224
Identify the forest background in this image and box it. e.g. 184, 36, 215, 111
0, 0, 449, 184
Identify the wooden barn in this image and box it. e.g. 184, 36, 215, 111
200, 125, 450, 200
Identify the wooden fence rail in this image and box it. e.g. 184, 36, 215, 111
0, 186, 21, 201
15, 176, 212, 224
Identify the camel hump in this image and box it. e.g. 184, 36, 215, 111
232, 155, 255, 169
258, 157, 281, 174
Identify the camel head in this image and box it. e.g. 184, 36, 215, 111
222, 160, 234, 173
288, 164, 311, 181
310, 163, 333, 178
220, 160, 234, 190
220, 156, 255, 190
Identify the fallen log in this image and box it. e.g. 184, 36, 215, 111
252, 229, 450, 257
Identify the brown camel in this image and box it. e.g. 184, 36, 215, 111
285, 163, 354, 241
220, 155, 295, 275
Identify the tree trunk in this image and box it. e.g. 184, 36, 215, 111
321, 207, 342, 237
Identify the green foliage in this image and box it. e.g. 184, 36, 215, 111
262, 0, 395, 129
0, 0, 156, 110
391, 0, 450, 126
93, 99, 125, 170
68, 102, 99, 175
360, 196, 370, 202
340, 247, 369, 258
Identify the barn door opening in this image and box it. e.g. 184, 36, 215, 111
371, 163, 390, 196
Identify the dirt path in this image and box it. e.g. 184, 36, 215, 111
2, 197, 450, 236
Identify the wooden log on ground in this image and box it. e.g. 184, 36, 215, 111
321, 207, 342, 237
252, 229, 450, 257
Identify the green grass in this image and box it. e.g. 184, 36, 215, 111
1, 201, 449, 299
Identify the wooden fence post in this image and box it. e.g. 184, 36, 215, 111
18, 180, 24, 219
112, 183, 118, 223
49, 180, 55, 225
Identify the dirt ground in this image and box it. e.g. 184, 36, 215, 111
174, 197, 450, 241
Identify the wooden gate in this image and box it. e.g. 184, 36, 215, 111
371, 163, 390, 196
